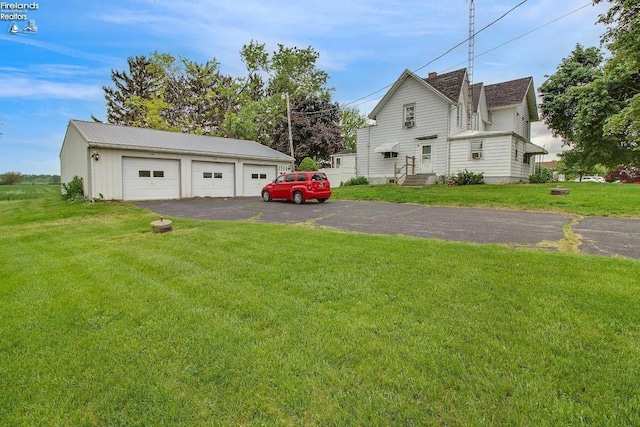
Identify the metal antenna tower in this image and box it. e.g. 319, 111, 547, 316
467, 0, 475, 130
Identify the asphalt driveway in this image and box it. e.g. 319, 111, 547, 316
135, 198, 640, 260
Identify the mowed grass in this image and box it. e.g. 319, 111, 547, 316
1, 187, 640, 425
333, 182, 640, 217
0, 183, 59, 201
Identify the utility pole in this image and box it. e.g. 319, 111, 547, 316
283, 92, 295, 171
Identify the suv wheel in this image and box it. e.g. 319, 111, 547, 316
293, 191, 304, 204
262, 190, 271, 202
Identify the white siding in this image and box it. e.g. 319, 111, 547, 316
357, 77, 451, 183
449, 135, 514, 183
488, 108, 514, 133
59, 125, 89, 195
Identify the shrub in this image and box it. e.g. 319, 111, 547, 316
0, 172, 24, 185
604, 166, 640, 183
342, 176, 369, 186
61, 176, 89, 202
452, 169, 484, 186
529, 167, 553, 183
298, 157, 319, 171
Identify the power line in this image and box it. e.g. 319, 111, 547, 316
300, 0, 589, 118
442, 2, 593, 73
340, 0, 529, 111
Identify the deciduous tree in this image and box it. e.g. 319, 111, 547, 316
594, 0, 640, 152
339, 106, 367, 150
0, 172, 24, 185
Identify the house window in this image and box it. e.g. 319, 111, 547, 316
383, 152, 398, 159
336, 158, 341, 168
153, 171, 164, 178
456, 104, 463, 127
422, 145, 432, 160
403, 104, 415, 128
515, 149, 519, 161
260, 174, 266, 179
251, 173, 259, 179
470, 140, 483, 159
138, 170, 151, 178
214, 172, 223, 179
203, 172, 213, 179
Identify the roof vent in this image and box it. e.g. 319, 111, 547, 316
428, 72, 438, 79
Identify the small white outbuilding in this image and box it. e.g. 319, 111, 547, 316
60, 120, 294, 201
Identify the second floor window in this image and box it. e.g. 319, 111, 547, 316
404, 104, 415, 128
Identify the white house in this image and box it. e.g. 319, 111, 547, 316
356, 68, 547, 184
60, 120, 294, 201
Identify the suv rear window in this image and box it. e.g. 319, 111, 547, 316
311, 173, 327, 181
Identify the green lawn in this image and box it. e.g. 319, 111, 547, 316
1, 186, 639, 425
0, 183, 59, 201
333, 182, 640, 217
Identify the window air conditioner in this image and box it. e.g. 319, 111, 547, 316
404, 120, 414, 128
471, 152, 482, 159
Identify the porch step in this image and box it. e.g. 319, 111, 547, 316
402, 173, 435, 187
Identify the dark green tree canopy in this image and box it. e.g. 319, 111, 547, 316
102, 42, 348, 164
271, 97, 344, 164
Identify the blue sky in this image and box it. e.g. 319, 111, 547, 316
0, 0, 610, 175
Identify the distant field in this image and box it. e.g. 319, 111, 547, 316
1, 187, 639, 425
333, 181, 640, 217
0, 183, 59, 201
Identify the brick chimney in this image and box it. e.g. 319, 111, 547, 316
428, 71, 437, 79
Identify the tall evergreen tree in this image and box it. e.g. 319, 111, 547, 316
103, 55, 165, 126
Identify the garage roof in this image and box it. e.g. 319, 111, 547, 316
69, 120, 294, 162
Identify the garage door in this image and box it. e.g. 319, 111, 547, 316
192, 161, 235, 197
122, 157, 180, 201
243, 165, 277, 196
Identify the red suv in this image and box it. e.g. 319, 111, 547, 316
261, 171, 332, 204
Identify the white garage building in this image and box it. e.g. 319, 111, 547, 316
60, 120, 293, 201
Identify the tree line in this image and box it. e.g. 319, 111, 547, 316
538, 0, 639, 176
98, 41, 365, 166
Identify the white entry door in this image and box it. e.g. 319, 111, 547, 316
419, 145, 433, 173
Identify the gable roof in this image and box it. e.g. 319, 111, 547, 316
367, 68, 539, 122
368, 69, 459, 120
485, 77, 539, 121
423, 68, 467, 102
472, 82, 483, 112
66, 120, 293, 162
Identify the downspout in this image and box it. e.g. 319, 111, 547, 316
88, 147, 95, 200
367, 125, 371, 178
447, 105, 453, 178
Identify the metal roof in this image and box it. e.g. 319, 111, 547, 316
69, 120, 294, 162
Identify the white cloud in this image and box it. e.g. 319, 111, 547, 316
0, 76, 103, 99
0, 35, 120, 64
